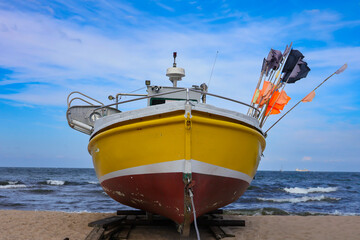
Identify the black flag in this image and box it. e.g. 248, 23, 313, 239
265, 49, 283, 75
284, 60, 310, 83
282, 49, 303, 73
282, 49, 310, 83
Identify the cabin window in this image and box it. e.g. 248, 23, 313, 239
150, 98, 198, 106
150, 98, 166, 105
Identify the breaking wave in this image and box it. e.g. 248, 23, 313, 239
296, 210, 360, 216
88, 181, 99, 185
39, 180, 94, 186
284, 187, 338, 194
257, 195, 340, 203
0, 181, 27, 189
227, 209, 360, 216
0, 184, 27, 189
227, 207, 290, 216
46, 180, 65, 186
328, 210, 359, 216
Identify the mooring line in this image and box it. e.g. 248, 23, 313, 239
189, 189, 201, 240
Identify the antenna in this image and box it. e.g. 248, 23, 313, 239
208, 51, 219, 88
173, 52, 177, 67
166, 52, 185, 87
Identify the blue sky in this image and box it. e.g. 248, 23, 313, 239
0, 0, 359, 171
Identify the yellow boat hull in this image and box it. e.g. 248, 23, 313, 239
88, 109, 265, 224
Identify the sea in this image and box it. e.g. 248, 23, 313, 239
0, 167, 359, 216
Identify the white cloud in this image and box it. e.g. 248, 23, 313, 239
0, 2, 359, 170
302, 156, 312, 161
1, 7, 359, 107
307, 47, 360, 69
152, 0, 175, 12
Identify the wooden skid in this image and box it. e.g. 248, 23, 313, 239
85, 226, 106, 240
89, 216, 126, 228
202, 213, 242, 240
116, 210, 146, 215
85, 210, 244, 240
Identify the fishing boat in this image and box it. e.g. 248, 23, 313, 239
296, 168, 310, 172
67, 52, 266, 235
66, 47, 346, 236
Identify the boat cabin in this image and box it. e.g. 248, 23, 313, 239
147, 85, 202, 106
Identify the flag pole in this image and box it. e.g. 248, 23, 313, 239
254, 43, 292, 118
247, 59, 267, 115
258, 46, 292, 124
260, 82, 286, 127
264, 64, 347, 135
255, 44, 292, 119
249, 60, 277, 117
260, 56, 303, 127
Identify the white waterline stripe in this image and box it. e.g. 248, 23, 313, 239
192, 160, 253, 183
99, 159, 253, 184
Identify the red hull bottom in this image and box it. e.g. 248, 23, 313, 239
101, 172, 249, 224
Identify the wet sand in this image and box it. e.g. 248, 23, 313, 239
0, 210, 359, 240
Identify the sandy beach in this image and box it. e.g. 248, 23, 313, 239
0, 210, 359, 240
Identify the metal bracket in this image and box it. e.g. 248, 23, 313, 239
184, 102, 193, 118
182, 109, 193, 236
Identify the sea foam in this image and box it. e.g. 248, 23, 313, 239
8, 181, 20, 185
283, 187, 337, 194
46, 180, 65, 185
0, 184, 27, 189
88, 181, 99, 185
258, 195, 340, 203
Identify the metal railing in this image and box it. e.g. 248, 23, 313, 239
67, 91, 104, 108
190, 89, 260, 113
92, 88, 260, 115
114, 93, 148, 110
93, 89, 186, 113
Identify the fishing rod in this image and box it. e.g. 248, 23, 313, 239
264, 63, 348, 135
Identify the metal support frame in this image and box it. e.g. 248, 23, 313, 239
86, 209, 245, 240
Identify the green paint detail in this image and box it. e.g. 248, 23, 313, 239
182, 173, 192, 183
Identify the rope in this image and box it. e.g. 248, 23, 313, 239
189, 189, 201, 240
129, 86, 146, 93
120, 86, 147, 101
